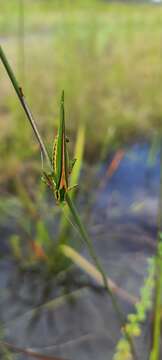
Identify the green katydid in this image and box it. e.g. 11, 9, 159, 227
42, 91, 77, 203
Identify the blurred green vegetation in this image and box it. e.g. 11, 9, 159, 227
0, 0, 162, 185
1, 1, 162, 173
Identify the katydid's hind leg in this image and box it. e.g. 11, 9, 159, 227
68, 184, 78, 192
52, 135, 58, 171
69, 158, 77, 174
41, 171, 48, 184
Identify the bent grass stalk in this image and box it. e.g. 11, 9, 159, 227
0, 45, 137, 360
1, 341, 67, 360
61, 244, 138, 305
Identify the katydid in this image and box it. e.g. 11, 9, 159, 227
42, 91, 77, 203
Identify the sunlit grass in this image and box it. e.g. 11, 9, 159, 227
1, 2, 162, 165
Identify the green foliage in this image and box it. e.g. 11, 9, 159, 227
1, 2, 162, 172
0, 326, 16, 360
113, 258, 155, 360
10, 234, 22, 260
149, 234, 162, 360
35, 220, 51, 248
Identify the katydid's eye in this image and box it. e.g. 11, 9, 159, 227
66, 137, 69, 143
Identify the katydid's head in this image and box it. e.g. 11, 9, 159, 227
60, 90, 65, 127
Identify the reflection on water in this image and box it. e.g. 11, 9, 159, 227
96, 143, 159, 215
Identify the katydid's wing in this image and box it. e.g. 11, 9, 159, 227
65, 136, 76, 174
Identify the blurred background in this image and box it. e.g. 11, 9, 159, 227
1, 0, 162, 161
0, 1, 162, 359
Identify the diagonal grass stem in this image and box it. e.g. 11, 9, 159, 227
0, 45, 51, 169
65, 193, 138, 360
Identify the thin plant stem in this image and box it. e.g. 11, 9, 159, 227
0, 45, 137, 360
150, 246, 162, 360
150, 140, 162, 360
58, 123, 85, 243
0, 46, 51, 169
65, 193, 138, 360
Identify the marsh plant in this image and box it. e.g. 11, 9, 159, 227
1, 45, 162, 360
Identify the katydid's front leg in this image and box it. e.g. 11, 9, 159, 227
42, 171, 56, 192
